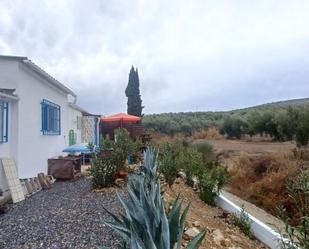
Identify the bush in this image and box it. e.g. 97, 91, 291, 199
277, 170, 309, 249
197, 162, 228, 206
158, 141, 184, 186
192, 127, 222, 140
90, 156, 117, 188
191, 142, 215, 164
231, 206, 253, 238
229, 153, 301, 219
100, 128, 141, 170
179, 148, 203, 186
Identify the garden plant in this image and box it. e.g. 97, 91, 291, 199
277, 170, 309, 249
103, 147, 206, 248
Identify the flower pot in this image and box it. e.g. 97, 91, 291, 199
118, 170, 128, 179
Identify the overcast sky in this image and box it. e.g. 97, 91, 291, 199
0, 0, 309, 115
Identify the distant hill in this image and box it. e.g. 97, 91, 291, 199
143, 97, 309, 136
234, 98, 309, 112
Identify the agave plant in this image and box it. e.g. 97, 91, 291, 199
140, 147, 159, 182
103, 147, 206, 249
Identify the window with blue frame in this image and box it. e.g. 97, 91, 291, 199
41, 99, 61, 135
0, 101, 8, 143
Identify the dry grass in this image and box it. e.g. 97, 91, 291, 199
228, 152, 303, 220
192, 127, 223, 140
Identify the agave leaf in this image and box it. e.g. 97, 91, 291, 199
168, 195, 182, 247
102, 206, 123, 224
160, 196, 170, 249
143, 228, 159, 249
117, 192, 133, 221
153, 219, 163, 247
104, 221, 130, 239
176, 203, 190, 249
130, 233, 144, 249
184, 230, 206, 249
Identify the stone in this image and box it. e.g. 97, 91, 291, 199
192, 221, 200, 227
174, 178, 181, 184
115, 178, 126, 188
177, 171, 186, 179
212, 229, 224, 245
184, 227, 200, 239
0, 196, 6, 206
220, 238, 231, 247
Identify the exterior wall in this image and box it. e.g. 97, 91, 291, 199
0, 59, 20, 191
0, 100, 18, 191
0, 58, 19, 91
16, 64, 70, 178
67, 106, 82, 144
0, 58, 84, 187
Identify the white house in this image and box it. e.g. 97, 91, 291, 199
0, 55, 98, 192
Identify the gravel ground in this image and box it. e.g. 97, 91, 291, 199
0, 178, 123, 249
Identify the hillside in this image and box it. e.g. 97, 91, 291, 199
234, 97, 309, 111
143, 97, 309, 137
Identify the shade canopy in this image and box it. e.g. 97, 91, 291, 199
101, 113, 141, 123
63, 143, 98, 154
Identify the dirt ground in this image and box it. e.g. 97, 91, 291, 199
204, 139, 295, 156
165, 179, 268, 249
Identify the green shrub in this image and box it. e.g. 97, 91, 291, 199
179, 148, 203, 186
277, 170, 309, 249
103, 147, 206, 249
90, 157, 117, 188
100, 128, 141, 170
231, 206, 253, 238
197, 162, 228, 206
191, 142, 215, 163
158, 141, 184, 186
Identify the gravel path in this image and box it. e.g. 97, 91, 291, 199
0, 178, 123, 249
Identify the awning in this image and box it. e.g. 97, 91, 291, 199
101, 113, 141, 123
62, 143, 98, 154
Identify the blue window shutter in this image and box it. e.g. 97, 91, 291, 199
0, 101, 8, 143
41, 99, 61, 135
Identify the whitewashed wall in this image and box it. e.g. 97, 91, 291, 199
16, 63, 70, 178
0, 59, 19, 191
0, 58, 84, 188
67, 105, 82, 144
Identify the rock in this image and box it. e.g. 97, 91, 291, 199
174, 178, 181, 184
182, 241, 188, 247
192, 221, 200, 227
230, 235, 242, 243
177, 171, 186, 179
212, 229, 225, 245
184, 227, 200, 239
115, 178, 126, 187
220, 238, 231, 247
183, 233, 190, 241
161, 183, 168, 193
0, 196, 6, 206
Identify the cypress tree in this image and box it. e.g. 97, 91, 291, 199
125, 66, 143, 116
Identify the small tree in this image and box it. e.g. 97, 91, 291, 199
295, 107, 309, 147
125, 66, 144, 116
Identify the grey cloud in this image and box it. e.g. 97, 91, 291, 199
0, 0, 309, 114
